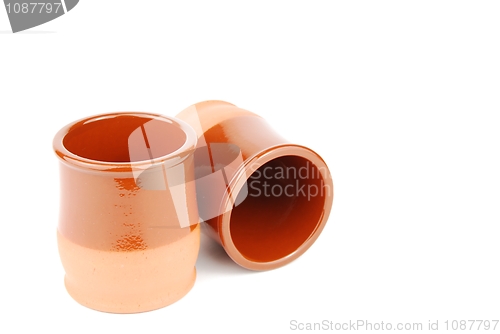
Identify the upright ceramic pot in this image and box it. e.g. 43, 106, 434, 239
53, 112, 200, 313
177, 101, 333, 270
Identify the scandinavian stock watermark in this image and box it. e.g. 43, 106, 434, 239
127, 115, 332, 228
247, 161, 331, 201
289, 319, 499, 331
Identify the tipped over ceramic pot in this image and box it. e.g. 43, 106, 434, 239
177, 101, 333, 270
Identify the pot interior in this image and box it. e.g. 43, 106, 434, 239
230, 155, 328, 263
63, 114, 187, 163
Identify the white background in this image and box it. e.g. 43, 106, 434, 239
1, 1, 499, 333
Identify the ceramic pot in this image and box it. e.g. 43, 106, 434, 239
53, 112, 200, 313
177, 101, 333, 270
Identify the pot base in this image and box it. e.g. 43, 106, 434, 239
57, 225, 199, 313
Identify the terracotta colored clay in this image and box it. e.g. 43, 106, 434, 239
53, 112, 200, 313
176, 101, 334, 270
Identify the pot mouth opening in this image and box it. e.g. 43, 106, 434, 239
54, 112, 197, 169
226, 153, 331, 266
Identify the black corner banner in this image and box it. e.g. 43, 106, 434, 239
3, 0, 79, 33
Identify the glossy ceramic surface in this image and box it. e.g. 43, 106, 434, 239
177, 101, 333, 270
54, 112, 200, 313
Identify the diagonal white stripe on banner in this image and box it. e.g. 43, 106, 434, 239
60, 0, 68, 13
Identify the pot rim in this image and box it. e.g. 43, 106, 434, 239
217, 144, 334, 271
53, 112, 197, 172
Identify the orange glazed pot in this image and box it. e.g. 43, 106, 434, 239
177, 101, 333, 270
53, 112, 200, 313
